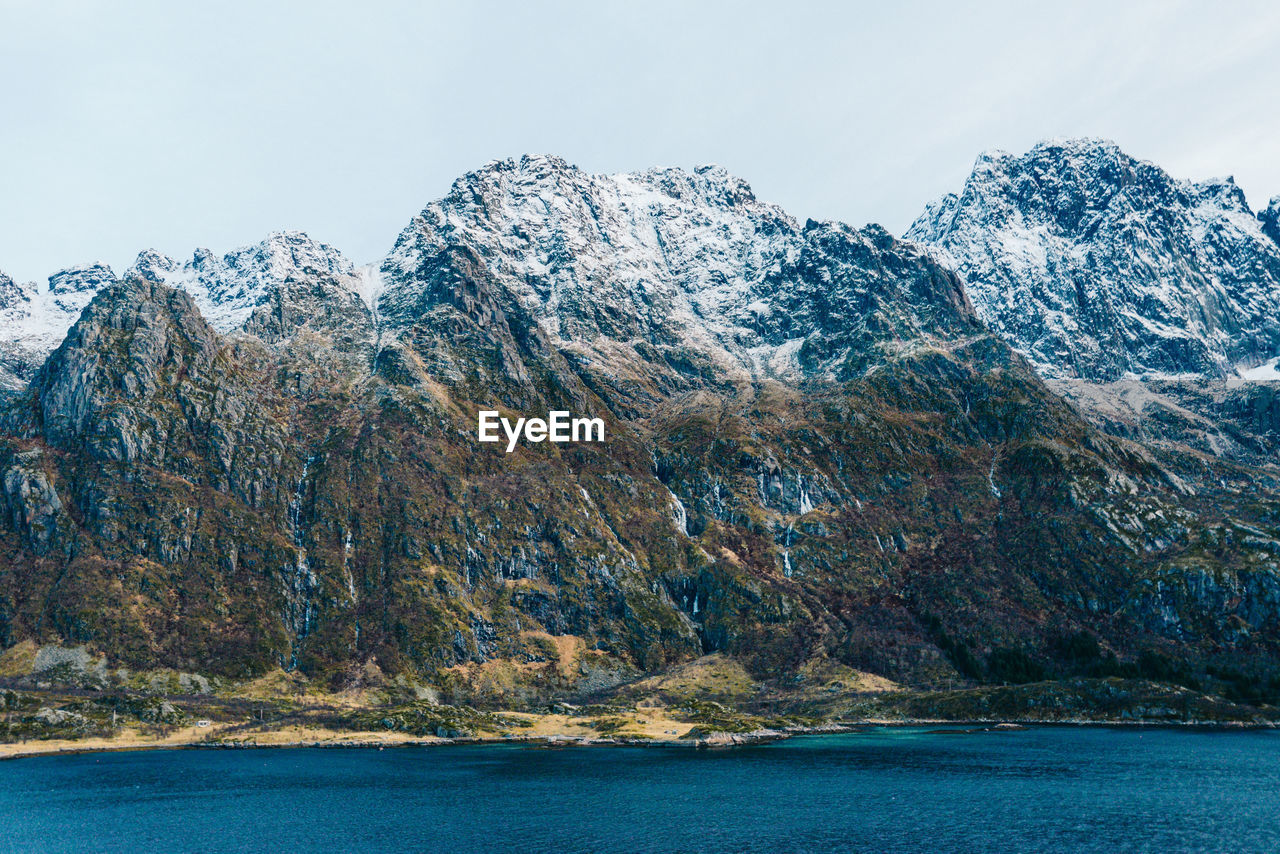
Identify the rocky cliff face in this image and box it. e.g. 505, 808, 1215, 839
907, 138, 1280, 381
3, 154, 1280, 705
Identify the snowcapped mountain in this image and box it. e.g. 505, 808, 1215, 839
0, 263, 119, 391
126, 231, 373, 338
379, 154, 975, 391
127, 231, 378, 360
0, 155, 983, 397
0, 232, 374, 391
907, 138, 1280, 381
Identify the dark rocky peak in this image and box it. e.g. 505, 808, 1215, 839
441, 154, 758, 215
25, 277, 288, 506
1261, 196, 1280, 246
0, 269, 35, 311
31, 277, 223, 453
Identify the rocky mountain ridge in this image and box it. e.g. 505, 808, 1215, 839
1, 264, 119, 393
2, 149, 1279, 712
0, 232, 379, 393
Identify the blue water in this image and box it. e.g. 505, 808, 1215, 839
2, 727, 1278, 853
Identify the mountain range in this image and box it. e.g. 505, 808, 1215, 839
3, 143, 1279, 715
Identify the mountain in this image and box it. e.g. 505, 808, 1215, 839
907, 139, 1280, 470
0, 263, 118, 392
378, 156, 978, 403
127, 231, 376, 343
0, 233, 376, 394
3, 154, 1280, 715
907, 138, 1280, 382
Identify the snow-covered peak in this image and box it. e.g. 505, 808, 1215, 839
380, 155, 802, 344
0, 270, 35, 312
127, 231, 364, 332
907, 138, 1280, 381
129, 249, 180, 282
48, 262, 116, 295
47, 263, 117, 317
0, 264, 118, 391
379, 156, 976, 386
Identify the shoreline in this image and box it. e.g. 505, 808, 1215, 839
4, 717, 1274, 762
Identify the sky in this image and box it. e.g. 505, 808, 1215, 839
1, 0, 1278, 283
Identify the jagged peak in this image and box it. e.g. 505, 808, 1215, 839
129, 231, 355, 282
122, 231, 364, 333
436, 154, 766, 220
967, 137, 1122, 172
907, 138, 1280, 382
960, 138, 1261, 216
28, 276, 234, 462
381, 154, 802, 342
1259, 196, 1280, 245
910, 138, 1269, 251
0, 269, 36, 311
39, 276, 218, 385
961, 138, 1153, 196
47, 262, 117, 295
127, 249, 180, 282
1029, 136, 1127, 157
221, 230, 358, 281
443, 153, 580, 198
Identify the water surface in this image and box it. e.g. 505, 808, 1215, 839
2, 727, 1277, 853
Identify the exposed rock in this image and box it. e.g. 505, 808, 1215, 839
1260, 196, 1280, 247
1, 449, 65, 553
34, 707, 87, 727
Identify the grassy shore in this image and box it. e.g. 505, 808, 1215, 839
5, 647, 1278, 761
4, 691, 1276, 762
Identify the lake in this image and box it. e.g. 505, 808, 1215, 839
2, 727, 1277, 853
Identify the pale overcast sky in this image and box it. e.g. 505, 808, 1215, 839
1, 0, 1278, 283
